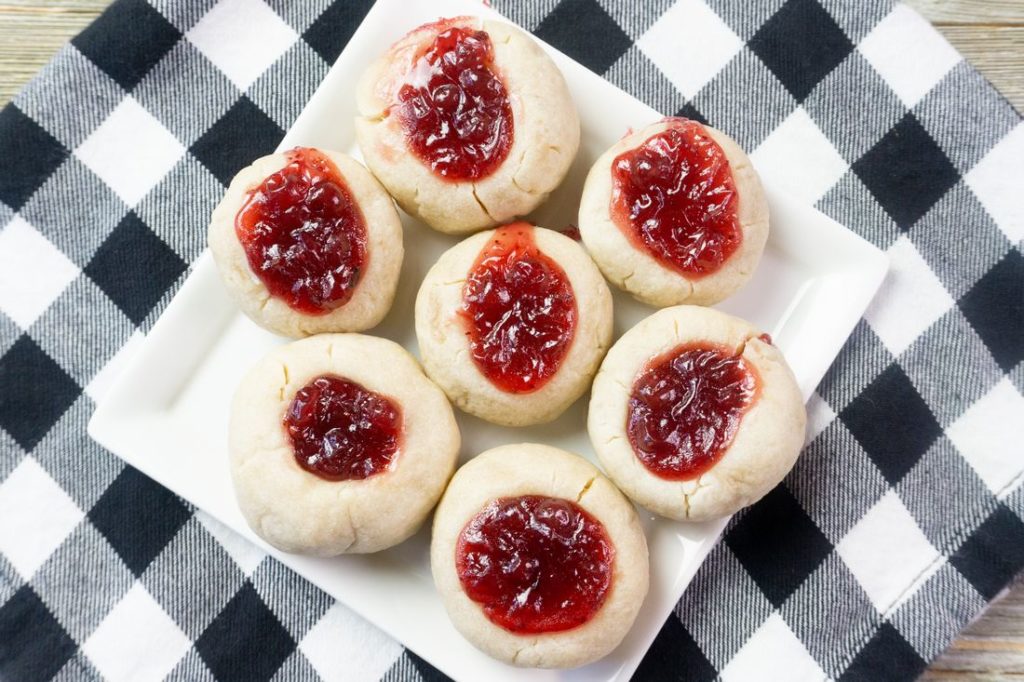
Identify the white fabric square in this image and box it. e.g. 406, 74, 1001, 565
720, 613, 825, 682
858, 4, 961, 108
0, 217, 79, 329
195, 509, 266, 575
750, 108, 848, 205
0, 457, 83, 579
75, 97, 184, 207
805, 391, 837, 445
637, 0, 742, 99
83, 583, 190, 682
947, 378, 1024, 497
966, 122, 1024, 243
888, 555, 947, 615
300, 602, 403, 682
837, 490, 940, 614
85, 331, 144, 402
863, 236, 954, 357
187, 0, 298, 91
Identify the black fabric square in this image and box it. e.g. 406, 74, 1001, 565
196, 582, 294, 682
0, 335, 79, 451
533, 0, 632, 75
87, 465, 191, 576
633, 616, 716, 682
406, 650, 452, 682
190, 97, 284, 187
72, 0, 181, 91
0, 585, 76, 682
675, 102, 709, 126
302, 0, 374, 65
839, 622, 926, 681
748, 0, 853, 102
852, 113, 959, 230
840, 363, 941, 485
950, 505, 1024, 601
958, 248, 1024, 373
0, 105, 68, 210
725, 485, 832, 607
84, 211, 186, 325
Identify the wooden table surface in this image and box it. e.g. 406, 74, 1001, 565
1, 0, 1022, 679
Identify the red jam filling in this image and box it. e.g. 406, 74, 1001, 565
459, 223, 577, 394
284, 375, 401, 481
456, 495, 614, 634
611, 119, 741, 277
394, 25, 513, 181
627, 343, 759, 480
235, 147, 368, 315
560, 224, 582, 241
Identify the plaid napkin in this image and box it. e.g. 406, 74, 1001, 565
0, 0, 1022, 679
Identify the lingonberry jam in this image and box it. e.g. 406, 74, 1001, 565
611, 119, 741, 277
460, 223, 577, 393
627, 343, 759, 480
284, 375, 401, 481
235, 147, 368, 314
394, 25, 513, 181
456, 495, 614, 634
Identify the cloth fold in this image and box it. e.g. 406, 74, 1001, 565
0, 0, 1021, 680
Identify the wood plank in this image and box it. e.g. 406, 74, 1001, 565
907, 0, 1024, 25
927, 670, 1024, 680
924, 649, 1024, 675
0, 0, 108, 8
0, 5, 102, 105
928, 574, 1024, 677
905, 1, 1024, 112
938, 25, 1024, 110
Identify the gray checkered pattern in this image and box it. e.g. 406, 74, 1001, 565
0, 0, 1022, 680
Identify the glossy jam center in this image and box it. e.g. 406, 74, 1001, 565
235, 148, 368, 315
460, 223, 577, 394
395, 26, 513, 181
456, 495, 614, 634
560, 224, 582, 241
611, 119, 741, 277
284, 375, 401, 481
627, 343, 758, 480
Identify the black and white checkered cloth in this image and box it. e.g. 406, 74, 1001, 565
0, 0, 1021, 679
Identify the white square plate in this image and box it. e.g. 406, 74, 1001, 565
89, 1, 887, 679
